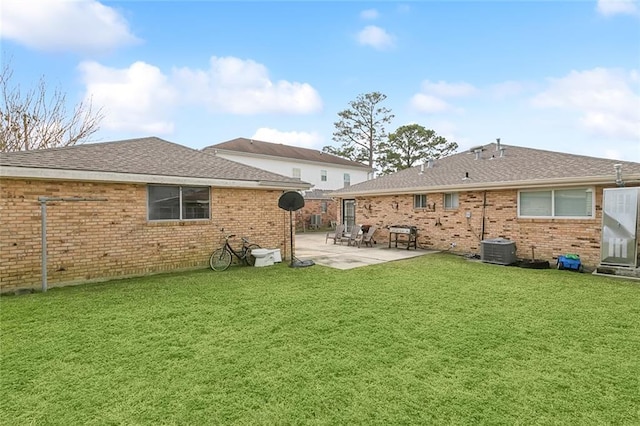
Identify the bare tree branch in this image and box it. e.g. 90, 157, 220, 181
0, 61, 104, 152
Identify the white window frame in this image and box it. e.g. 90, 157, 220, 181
292, 168, 301, 179
517, 187, 595, 219
343, 173, 351, 187
414, 194, 428, 209
444, 192, 459, 210
147, 185, 210, 221
320, 169, 327, 182
321, 201, 328, 213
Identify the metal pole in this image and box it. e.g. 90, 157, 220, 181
289, 210, 294, 267
41, 199, 48, 292
37, 196, 107, 293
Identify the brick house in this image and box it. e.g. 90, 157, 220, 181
202, 138, 372, 229
294, 189, 337, 231
330, 142, 640, 270
0, 137, 311, 293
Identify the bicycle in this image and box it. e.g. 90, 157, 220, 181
209, 234, 261, 271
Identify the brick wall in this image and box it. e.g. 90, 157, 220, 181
297, 199, 336, 229
342, 185, 638, 268
0, 179, 292, 293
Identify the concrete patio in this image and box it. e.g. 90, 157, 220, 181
294, 231, 438, 270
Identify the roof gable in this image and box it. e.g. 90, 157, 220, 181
203, 137, 372, 170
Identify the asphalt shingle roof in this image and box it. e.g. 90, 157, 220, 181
203, 137, 372, 170
332, 143, 640, 195
303, 189, 333, 200
0, 137, 309, 185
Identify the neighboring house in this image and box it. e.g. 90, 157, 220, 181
330, 142, 640, 270
0, 137, 311, 293
294, 189, 337, 231
202, 138, 372, 228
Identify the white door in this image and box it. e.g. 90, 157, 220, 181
601, 188, 639, 267
342, 199, 356, 233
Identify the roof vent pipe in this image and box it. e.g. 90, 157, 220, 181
474, 149, 482, 160
419, 163, 425, 175
496, 138, 501, 151
427, 158, 434, 168
614, 164, 624, 187
499, 146, 506, 157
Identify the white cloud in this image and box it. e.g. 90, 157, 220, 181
360, 9, 379, 20
78, 56, 322, 134
531, 68, 640, 140
251, 128, 323, 149
357, 25, 395, 50
0, 0, 139, 52
420, 80, 477, 97
410, 80, 477, 113
79, 61, 177, 134
410, 94, 455, 113
173, 56, 323, 114
596, 0, 639, 17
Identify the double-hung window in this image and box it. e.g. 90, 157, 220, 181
518, 188, 593, 218
321, 170, 327, 182
414, 194, 428, 209
343, 173, 351, 187
444, 192, 459, 210
148, 185, 210, 221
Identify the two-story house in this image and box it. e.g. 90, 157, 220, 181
203, 138, 372, 229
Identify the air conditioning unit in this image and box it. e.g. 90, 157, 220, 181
310, 214, 322, 228
481, 238, 517, 265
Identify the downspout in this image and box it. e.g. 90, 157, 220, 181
481, 191, 487, 241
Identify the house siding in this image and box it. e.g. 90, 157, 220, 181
0, 178, 292, 293
212, 152, 369, 191
342, 185, 635, 268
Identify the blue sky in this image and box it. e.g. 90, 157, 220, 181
2, 0, 639, 163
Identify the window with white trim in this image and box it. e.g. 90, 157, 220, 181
148, 185, 210, 220
518, 188, 593, 218
444, 192, 459, 210
343, 173, 351, 187
321, 170, 327, 182
321, 201, 328, 213
414, 194, 428, 209
292, 168, 301, 179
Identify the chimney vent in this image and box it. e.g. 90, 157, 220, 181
419, 163, 425, 174
474, 149, 482, 160
496, 138, 501, 151
499, 147, 506, 157
427, 158, 434, 168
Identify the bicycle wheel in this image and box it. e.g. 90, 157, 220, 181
210, 248, 232, 271
244, 244, 261, 266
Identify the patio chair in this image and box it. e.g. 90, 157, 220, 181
357, 225, 377, 248
326, 224, 345, 244
341, 224, 362, 246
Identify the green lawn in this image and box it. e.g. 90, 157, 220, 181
1, 253, 639, 425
